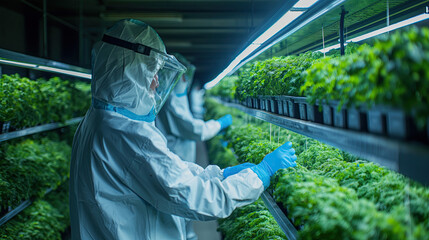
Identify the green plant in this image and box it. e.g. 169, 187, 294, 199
206, 75, 238, 100
0, 183, 70, 240
0, 74, 91, 129
0, 137, 71, 210
234, 52, 322, 100
205, 98, 429, 239
301, 27, 429, 128
218, 199, 286, 240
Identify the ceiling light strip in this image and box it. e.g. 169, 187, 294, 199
0, 58, 92, 79
204, 0, 349, 89
318, 13, 429, 53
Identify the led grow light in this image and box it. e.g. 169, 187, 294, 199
37, 65, 92, 79
0, 59, 38, 68
319, 13, 429, 53
204, 10, 303, 89
0, 58, 92, 79
294, 0, 319, 8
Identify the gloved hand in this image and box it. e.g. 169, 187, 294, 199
223, 163, 256, 178
250, 141, 297, 189
217, 114, 233, 130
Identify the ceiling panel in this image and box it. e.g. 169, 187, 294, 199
1, 0, 287, 85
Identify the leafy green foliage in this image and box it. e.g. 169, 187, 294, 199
234, 52, 322, 100
207, 135, 240, 169
205, 99, 286, 239
0, 183, 70, 240
274, 167, 428, 240
0, 138, 71, 210
206, 75, 238, 100
205, 98, 429, 239
301, 27, 429, 127
297, 143, 429, 227
218, 199, 286, 240
0, 74, 91, 129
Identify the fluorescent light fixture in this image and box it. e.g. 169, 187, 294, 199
319, 13, 429, 53
253, 11, 303, 44
101, 12, 183, 22
0, 59, 38, 68
37, 66, 92, 79
293, 0, 320, 8
0, 58, 92, 79
204, 10, 302, 89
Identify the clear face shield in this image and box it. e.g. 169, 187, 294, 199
173, 63, 196, 96
151, 53, 187, 111
184, 64, 196, 93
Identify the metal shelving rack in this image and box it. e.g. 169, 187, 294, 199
261, 192, 298, 240
222, 101, 429, 186
0, 200, 31, 227
0, 48, 91, 79
0, 117, 83, 142
213, 0, 429, 236
0, 49, 90, 226
216, 99, 429, 237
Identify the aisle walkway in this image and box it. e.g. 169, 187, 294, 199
193, 141, 222, 240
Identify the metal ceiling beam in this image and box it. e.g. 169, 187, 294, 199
155, 28, 250, 35
103, 1, 281, 12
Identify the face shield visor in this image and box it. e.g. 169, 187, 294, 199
184, 64, 196, 93
102, 34, 186, 118
151, 53, 187, 111
172, 61, 196, 96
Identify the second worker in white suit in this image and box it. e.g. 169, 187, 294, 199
156, 53, 230, 164
156, 54, 232, 239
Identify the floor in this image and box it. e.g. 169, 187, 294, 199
193, 141, 222, 240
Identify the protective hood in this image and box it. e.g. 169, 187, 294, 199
91, 19, 186, 120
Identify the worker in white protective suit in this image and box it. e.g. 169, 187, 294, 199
155, 53, 230, 240
70, 19, 297, 240
156, 53, 229, 164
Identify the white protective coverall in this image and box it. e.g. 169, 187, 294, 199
156, 55, 221, 240
156, 64, 221, 163
70, 19, 264, 240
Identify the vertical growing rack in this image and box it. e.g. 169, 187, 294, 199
211, 0, 429, 236
0, 49, 91, 228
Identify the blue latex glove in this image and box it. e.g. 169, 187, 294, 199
250, 142, 297, 189
223, 163, 256, 178
217, 114, 233, 130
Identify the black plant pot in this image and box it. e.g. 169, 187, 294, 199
321, 101, 347, 128
293, 97, 308, 121
274, 96, 284, 115
269, 96, 279, 114
347, 107, 368, 132
285, 97, 299, 119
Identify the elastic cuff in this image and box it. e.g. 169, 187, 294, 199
250, 165, 270, 189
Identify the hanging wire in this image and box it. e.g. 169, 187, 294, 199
270, 123, 272, 143
386, 0, 390, 27
278, 126, 280, 144
322, 25, 326, 58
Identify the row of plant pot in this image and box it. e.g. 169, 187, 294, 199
224, 96, 429, 143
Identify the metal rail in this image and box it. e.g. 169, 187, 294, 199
222, 101, 429, 186
261, 191, 298, 240
0, 200, 32, 226
0, 48, 91, 79
0, 117, 83, 142
0, 188, 54, 226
